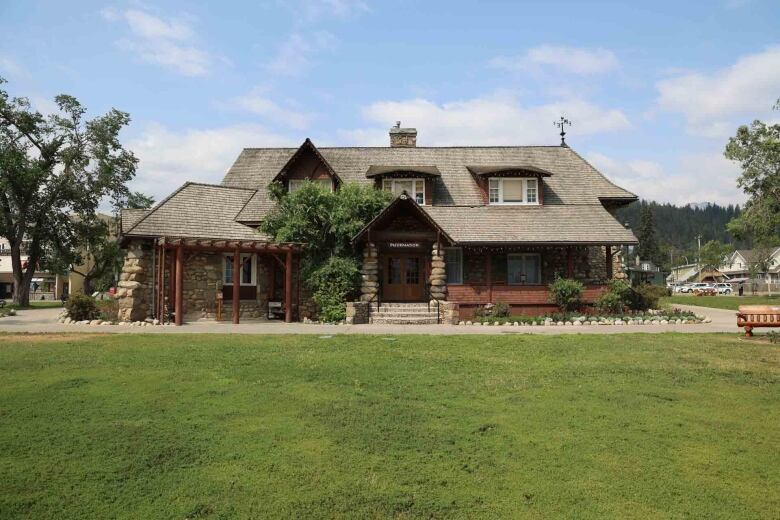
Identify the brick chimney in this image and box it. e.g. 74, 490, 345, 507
389, 121, 417, 147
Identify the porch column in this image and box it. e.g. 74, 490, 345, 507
429, 242, 446, 303
232, 249, 240, 324
360, 242, 379, 302
605, 246, 613, 279
174, 245, 183, 326
284, 249, 293, 323
566, 247, 574, 278
168, 250, 175, 323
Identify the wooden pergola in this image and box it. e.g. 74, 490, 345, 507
152, 237, 303, 326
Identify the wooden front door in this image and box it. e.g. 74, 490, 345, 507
382, 254, 425, 301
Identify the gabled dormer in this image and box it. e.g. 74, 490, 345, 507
272, 138, 340, 193
467, 165, 552, 206
365, 165, 440, 205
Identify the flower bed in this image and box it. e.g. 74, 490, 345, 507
463, 308, 709, 326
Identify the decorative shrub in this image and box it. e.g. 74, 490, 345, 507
492, 302, 510, 318
595, 291, 625, 314
630, 284, 665, 311
65, 294, 100, 321
97, 299, 119, 322
307, 256, 361, 323
548, 277, 584, 313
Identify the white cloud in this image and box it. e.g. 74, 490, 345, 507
228, 88, 312, 129
656, 46, 780, 137
340, 92, 630, 146
126, 123, 297, 201
102, 8, 212, 76
490, 45, 619, 75
266, 31, 336, 76
587, 151, 745, 205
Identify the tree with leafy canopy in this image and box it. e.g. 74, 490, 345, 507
698, 240, 732, 272
0, 78, 137, 305
261, 181, 392, 321
725, 99, 780, 246
637, 203, 662, 266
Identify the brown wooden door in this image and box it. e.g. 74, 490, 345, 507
383, 254, 425, 301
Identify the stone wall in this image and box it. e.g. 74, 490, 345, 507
116, 239, 153, 322
345, 301, 369, 324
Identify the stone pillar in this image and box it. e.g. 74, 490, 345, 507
116, 240, 152, 322
360, 242, 379, 302
429, 243, 446, 304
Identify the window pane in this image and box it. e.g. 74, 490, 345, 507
313, 179, 331, 191
405, 257, 420, 284
288, 180, 303, 193
507, 255, 523, 284
388, 258, 401, 284
524, 255, 540, 283
489, 179, 500, 203
382, 179, 392, 191
526, 179, 537, 203
445, 248, 462, 284
394, 180, 413, 197
414, 180, 424, 204
503, 179, 524, 202
242, 256, 252, 284
224, 256, 234, 284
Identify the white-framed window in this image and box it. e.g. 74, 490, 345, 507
507, 253, 541, 284
223, 253, 256, 286
382, 178, 425, 205
488, 178, 539, 205
288, 178, 333, 193
444, 247, 463, 284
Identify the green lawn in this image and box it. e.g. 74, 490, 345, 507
0, 333, 777, 519
662, 294, 780, 310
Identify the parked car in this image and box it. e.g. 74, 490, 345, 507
678, 283, 698, 293
715, 282, 733, 294
679, 282, 715, 294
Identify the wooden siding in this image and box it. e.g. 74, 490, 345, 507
448, 283, 606, 305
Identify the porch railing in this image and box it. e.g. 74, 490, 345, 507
365, 276, 381, 323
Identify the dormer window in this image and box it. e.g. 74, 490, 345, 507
382, 178, 425, 205
488, 178, 538, 205
288, 179, 333, 193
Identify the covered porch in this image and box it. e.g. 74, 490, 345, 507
150, 237, 303, 325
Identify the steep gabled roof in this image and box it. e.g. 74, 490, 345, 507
123, 182, 268, 241
271, 138, 342, 185
353, 193, 455, 245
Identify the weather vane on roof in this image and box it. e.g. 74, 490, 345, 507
554, 116, 572, 147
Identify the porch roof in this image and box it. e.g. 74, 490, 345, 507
422, 204, 638, 245
122, 182, 271, 242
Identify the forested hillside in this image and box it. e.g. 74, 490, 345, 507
616, 201, 746, 264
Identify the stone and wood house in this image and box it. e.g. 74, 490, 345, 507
118, 124, 638, 324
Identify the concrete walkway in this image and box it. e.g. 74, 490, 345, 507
0, 304, 763, 335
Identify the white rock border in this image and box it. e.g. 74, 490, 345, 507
458, 309, 710, 327
56, 309, 168, 327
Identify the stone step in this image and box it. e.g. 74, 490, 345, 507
369, 303, 433, 309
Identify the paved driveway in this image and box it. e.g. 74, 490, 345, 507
0, 304, 761, 335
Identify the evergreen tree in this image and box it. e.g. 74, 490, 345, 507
637, 203, 662, 265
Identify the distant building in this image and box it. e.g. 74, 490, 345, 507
666, 263, 726, 283
720, 247, 780, 284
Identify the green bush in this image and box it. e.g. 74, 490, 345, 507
97, 299, 119, 322
595, 291, 625, 314
307, 256, 361, 323
631, 284, 665, 311
492, 302, 510, 318
548, 277, 584, 313
65, 294, 100, 321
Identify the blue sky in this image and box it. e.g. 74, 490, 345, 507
1, 0, 778, 205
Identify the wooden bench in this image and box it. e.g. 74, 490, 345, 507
737, 305, 780, 336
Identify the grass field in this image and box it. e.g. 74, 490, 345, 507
0, 333, 778, 519
662, 294, 780, 310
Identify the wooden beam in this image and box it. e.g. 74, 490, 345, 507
174, 245, 183, 326
232, 249, 240, 324
566, 247, 574, 278
605, 245, 613, 279
285, 249, 293, 323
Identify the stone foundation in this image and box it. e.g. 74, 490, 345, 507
345, 301, 369, 324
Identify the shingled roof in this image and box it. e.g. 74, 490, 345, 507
222, 145, 636, 222
123, 183, 269, 241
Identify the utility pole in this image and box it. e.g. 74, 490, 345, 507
696, 234, 702, 281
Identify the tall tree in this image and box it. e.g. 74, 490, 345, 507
0, 78, 137, 305
637, 203, 662, 266
698, 240, 732, 271
725, 99, 780, 245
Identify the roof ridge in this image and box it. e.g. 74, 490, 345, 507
186, 181, 257, 191
240, 145, 566, 151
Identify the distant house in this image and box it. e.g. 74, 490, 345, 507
720, 247, 780, 283
667, 264, 726, 284
623, 255, 665, 285
118, 124, 638, 324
